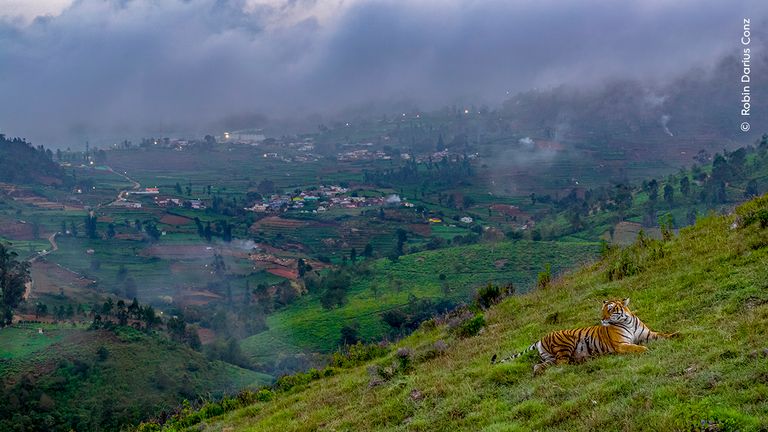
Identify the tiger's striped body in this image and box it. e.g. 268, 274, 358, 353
491, 299, 676, 374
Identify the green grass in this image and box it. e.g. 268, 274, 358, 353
173, 196, 768, 432
241, 240, 600, 364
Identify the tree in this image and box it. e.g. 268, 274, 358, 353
128, 298, 140, 319
101, 297, 114, 316
69, 221, 78, 238
35, 302, 47, 318
166, 316, 187, 342
174, 182, 182, 194
339, 323, 360, 346
106, 223, 116, 239
647, 179, 659, 202
144, 222, 161, 241
363, 243, 373, 258
663, 184, 674, 205
204, 222, 212, 242
84, 213, 98, 239
395, 228, 408, 257
349, 248, 357, 264
680, 176, 691, 197
297, 258, 312, 278
0, 243, 30, 326
116, 300, 128, 326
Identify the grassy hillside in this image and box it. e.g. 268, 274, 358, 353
0, 324, 272, 431
155, 195, 768, 431
241, 240, 600, 368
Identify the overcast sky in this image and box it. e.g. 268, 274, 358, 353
0, 0, 766, 147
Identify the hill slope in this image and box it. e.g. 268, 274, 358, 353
0, 325, 272, 431
151, 195, 768, 431
241, 240, 600, 372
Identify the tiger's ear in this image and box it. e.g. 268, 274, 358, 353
602, 300, 608, 304
623, 298, 630, 306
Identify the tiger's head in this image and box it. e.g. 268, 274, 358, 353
601, 298, 632, 326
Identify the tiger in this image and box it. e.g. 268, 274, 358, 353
490, 298, 677, 375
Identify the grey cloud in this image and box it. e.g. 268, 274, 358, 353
0, 0, 766, 147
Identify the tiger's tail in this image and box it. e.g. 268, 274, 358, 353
491, 342, 539, 364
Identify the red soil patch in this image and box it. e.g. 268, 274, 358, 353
408, 223, 432, 237
250, 216, 307, 232
159, 214, 192, 226
0, 220, 37, 240
266, 267, 298, 280
178, 289, 223, 306
28, 260, 95, 298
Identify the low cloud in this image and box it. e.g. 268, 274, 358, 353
0, 0, 766, 146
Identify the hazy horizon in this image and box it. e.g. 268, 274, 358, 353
1, 0, 766, 147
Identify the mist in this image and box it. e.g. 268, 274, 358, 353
0, 0, 766, 147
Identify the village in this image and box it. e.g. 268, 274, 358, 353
244, 185, 408, 213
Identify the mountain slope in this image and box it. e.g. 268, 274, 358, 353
150, 195, 768, 431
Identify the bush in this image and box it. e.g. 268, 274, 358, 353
475, 283, 512, 309
330, 342, 389, 368
537, 264, 552, 289
395, 347, 414, 371
607, 248, 640, 281
452, 314, 486, 338
136, 422, 162, 432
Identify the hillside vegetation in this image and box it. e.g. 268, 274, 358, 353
0, 324, 271, 431
149, 195, 768, 431
0, 135, 64, 185
241, 240, 600, 371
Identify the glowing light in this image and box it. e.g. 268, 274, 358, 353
464, 109, 469, 114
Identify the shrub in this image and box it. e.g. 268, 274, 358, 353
475, 283, 503, 309
607, 248, 640, 281
255, 389, 274, 402
395, 347, 414, 371
420, 340, 449, 361
330, 342, 389, 368
537, 264, 552, 289
136, 422, 162, 432
452, 314, 486, 338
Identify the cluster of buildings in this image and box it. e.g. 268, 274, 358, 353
337, 148, 393, 161
244, 185, 408, 214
